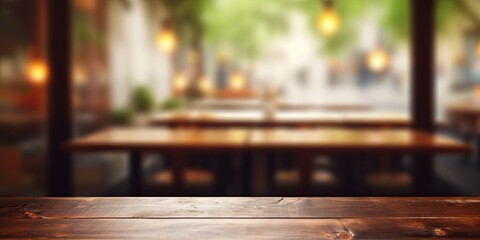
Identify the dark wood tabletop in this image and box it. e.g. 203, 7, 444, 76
1, 197, 479, 239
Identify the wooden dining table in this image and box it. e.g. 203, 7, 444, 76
67, 127, 470, 196
1, 197, 480, 239
67, 128, 250, 196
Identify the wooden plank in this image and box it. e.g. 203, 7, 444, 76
1, 218, 479, 239
248, 129, 471, 154
66, 128, 249, 152
2, 198, 480, 219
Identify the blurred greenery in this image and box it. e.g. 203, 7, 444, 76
109, 108, 133, 125
72, 7, 106, 56
159, 97, 185, 111
164, 0, 474, 59
131, 86, 155, 113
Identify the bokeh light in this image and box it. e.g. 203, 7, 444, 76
26, 60, 49, 85
156, 28, 177, 54
317, 7, 340, 36
367, 49, 390, 73
172, 73, 189, 94
228, 72, 246, 91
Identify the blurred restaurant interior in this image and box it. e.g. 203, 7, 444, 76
2, 0, 480, 198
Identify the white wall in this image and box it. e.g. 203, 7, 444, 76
108, 0, 171, 109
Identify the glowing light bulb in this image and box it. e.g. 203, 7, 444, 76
26, 60, 49, 85
317, 7, 340, 36
367, 49, 390, 73
229, 72, 246, 91
197, 76, 214, 95
156, 28, 177, 53
172, 74, 188, 94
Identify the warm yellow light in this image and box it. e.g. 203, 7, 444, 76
197, 76, 214, 95
317, 8, 340, 36
367, 49, 390, 73
229, 72, 246, 91
73, 64, 87, 85
74, 0, 97, 11
475, 85, 480, 99
172, 74, 189, 94
476, 40, 480, 57
156, 28, 177, 53
27, 60, 49, 85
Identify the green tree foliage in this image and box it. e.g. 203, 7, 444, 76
200, 0, 293, 59
165, 0, 471, 59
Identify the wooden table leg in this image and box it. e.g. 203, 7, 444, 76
266, 153, 275, 196
476, 136, 480, 169
412, 153, 433, 196
241, 153, 252, 196
171, 152, 187, 195
298, 152, 314, 196
129, 152, 142, 196
214, 153, 229, 195
338, 156, 355, 196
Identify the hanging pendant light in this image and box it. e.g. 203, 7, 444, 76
317, 0, 340, 36
156, 19, 177, 54
366, 48, 390, 73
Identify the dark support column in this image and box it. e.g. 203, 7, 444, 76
266, 153, 275, 195
476, 137, 480, 168
411, 0, 435, 196
129, 152, 142, 196
171, 153, 187, 195
298, 152, 314, 196
47, 0, 72, 196
241, 153, 252, 196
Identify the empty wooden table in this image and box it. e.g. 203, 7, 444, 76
67, 127, 470, 196
248, 128, 471, 195
67, 128, 249, 195
1, 197, 480, 239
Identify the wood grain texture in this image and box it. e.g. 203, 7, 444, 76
1, 197, 479, 239
1, 218, 479, 239
1, 197, 480, 219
